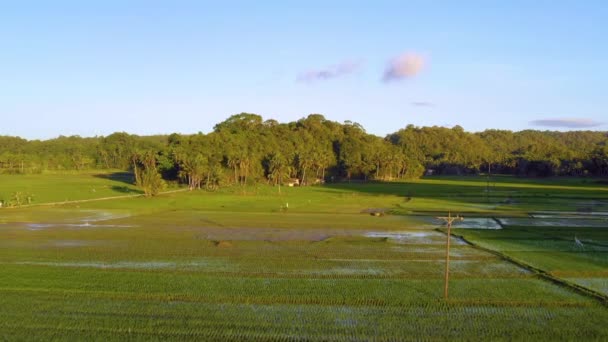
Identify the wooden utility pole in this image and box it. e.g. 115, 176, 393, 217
436, 211, 463, 300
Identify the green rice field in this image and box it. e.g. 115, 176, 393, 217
1, 172, 607, 340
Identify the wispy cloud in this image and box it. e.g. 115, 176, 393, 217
297, 60, 361, 83
530, 118, 603, 128
411, 101, 434, 107
383, 53, 426, 82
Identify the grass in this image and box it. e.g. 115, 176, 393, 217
1, 172, 607, 340
456, 225, 608, 297
0, 171, 142, 204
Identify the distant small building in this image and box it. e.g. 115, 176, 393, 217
286, 178, 300, 187
425, 169, 435, 176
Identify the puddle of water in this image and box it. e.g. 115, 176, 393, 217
48, 240, 97, 247
418, 216, 502, 230
26, 223, 55, 230
531, 211, 608, 218
8, 210, 135, 231
365, 232, 434, 238
498, 218, 608, 228
76, 210, 132, 222
12, 259, 230, 270
14, 261, 175, 269
451, 218, 502, 230
311, 267, 385, 276
26, 223, 135, 230
364, 231, 468, 245
303, 260, 530, 276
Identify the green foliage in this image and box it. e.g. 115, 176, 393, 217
6, 191, 34, 207
132, 151, 166, 197
1, 115, 607, 189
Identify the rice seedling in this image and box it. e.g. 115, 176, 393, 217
1, 172, 607, 339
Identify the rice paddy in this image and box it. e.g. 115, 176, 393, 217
1, 172, 607, 340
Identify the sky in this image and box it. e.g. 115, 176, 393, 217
1, 0, 607, 139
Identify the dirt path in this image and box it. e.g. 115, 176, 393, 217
7, 188, 189, 209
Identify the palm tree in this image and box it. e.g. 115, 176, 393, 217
268, 153, 289, 194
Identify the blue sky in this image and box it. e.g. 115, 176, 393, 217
1, 1, 606, 139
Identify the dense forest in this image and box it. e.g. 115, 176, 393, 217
1, 114, 607, 192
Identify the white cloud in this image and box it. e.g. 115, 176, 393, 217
383, 53, 425, 82
411, 101, 434, 107
297, 60, 361, 83
530, 118, 603, 128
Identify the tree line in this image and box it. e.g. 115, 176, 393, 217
1, 113, 607, 192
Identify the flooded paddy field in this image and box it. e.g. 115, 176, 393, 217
1, 175, 608, 340
456, 219, 608, 299
2, 206, 608, 340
